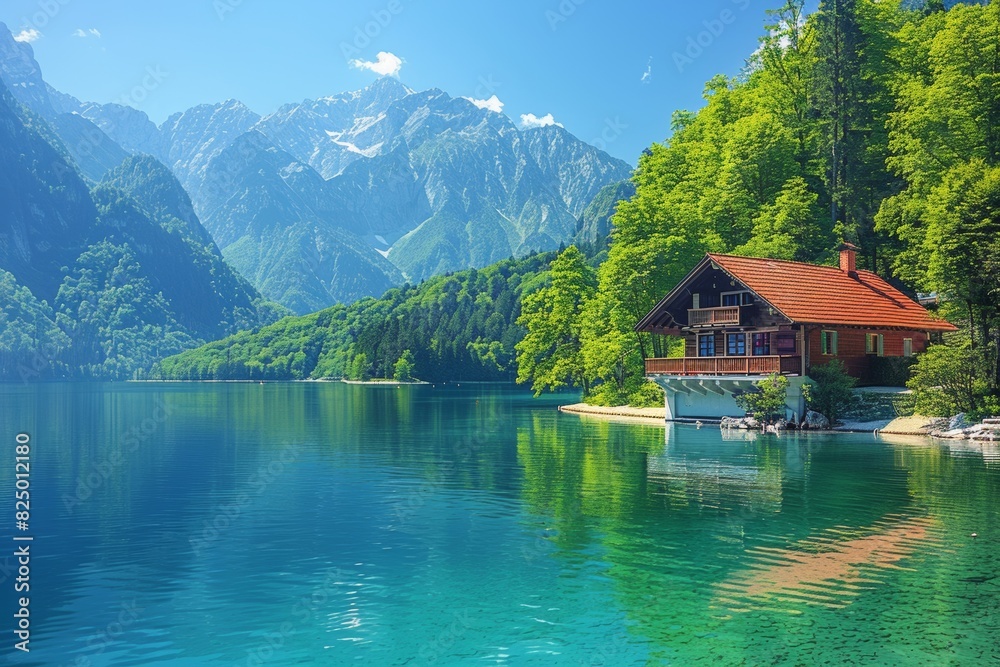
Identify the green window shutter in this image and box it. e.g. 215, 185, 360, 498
831, 331, 838, 355
877, 334, 884, 357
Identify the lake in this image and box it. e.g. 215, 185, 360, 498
1, 382, 998, 666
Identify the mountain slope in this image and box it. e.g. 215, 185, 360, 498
0, 80, 282, 379
198, 131, 402, 313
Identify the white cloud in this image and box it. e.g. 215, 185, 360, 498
641, 57, 652, 84
463, 95, 504, 114
13, 29, 41, 43
520, 113, 563, 129
72, 28, 102, 38
350, 51, 403, 77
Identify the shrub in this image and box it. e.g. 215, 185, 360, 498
735, 373, 789, 424
584, 382, 628, 407
628, 381, 665, 408
808, 360, 857, 424
907, 343, 988, 417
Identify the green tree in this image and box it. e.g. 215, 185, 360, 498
348, 351, 371, 381
393, 350, 417, 382
807, 359, 857, 424
735, 176, 828, 261
878, 3, 1000, 391
735, 374, 790, 424
516, 246, 596, 395
908, 342, 991, 418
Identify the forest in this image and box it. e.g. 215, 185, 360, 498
158, 0, 999, 416
154, 253, 555, 383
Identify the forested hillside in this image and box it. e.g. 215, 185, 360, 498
155, 253, 554, 382
0, 82, 284, 381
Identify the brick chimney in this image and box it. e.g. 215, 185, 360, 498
839, 242, 859, 277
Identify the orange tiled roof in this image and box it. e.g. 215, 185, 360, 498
707, 253, 958, 331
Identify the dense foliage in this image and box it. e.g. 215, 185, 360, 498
806, 360, 858, 425
907, 342, 1000, 419
515, 0, 998, 408
735, 374, 791, 424
155, 253, 554, 382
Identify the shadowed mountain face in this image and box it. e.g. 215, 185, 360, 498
0, 22, 632, 313
0, 77, 281, 380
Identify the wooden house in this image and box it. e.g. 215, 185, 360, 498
635, 244, 957, 421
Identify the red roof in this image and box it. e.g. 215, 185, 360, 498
706, 254, 957, 331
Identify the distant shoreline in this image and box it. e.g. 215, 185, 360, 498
127, 378, 429, 385
339, 379, 429, 386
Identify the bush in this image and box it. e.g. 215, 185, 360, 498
807, 360, 857, 424
908, 343, 989, 417
628, 381, 664, 408
584, 382, 628, 407
735, 373, 789, 424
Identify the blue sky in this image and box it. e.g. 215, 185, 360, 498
3, 0, 811, 164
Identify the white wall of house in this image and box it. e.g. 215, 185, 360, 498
652, 375, 810, 422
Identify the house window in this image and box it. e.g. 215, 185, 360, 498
727, 333, 746, 356
776, 332, 797, 355
752, 333, 771, 356
821, 330, 838, 355
698, 334, 715, 357
722, 291, 754, 307
865, 333, 884, 356
903, 338, 913, 357
692, 293, 700, 309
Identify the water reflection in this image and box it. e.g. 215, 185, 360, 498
0, 384, 997, 665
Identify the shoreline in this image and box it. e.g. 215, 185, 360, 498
557, 403, 936, 436
558, 403, 667, 424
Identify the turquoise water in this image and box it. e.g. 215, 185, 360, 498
1, 382, 998, 666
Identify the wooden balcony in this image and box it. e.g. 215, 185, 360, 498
688, 306, 742, 326
645, 356, 802, 376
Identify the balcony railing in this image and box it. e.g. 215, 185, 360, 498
688, 306, 742, 326
645, 356, 802, 376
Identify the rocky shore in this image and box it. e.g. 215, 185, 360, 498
927, 415, 1000, 441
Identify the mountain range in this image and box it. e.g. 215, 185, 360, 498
0, 22, 632, 314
